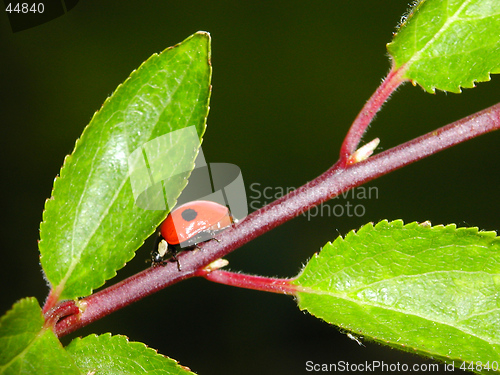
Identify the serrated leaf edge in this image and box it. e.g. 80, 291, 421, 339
39, 32, 211, 300
388, 1, 500, 93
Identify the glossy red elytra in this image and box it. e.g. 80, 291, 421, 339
151, 200, 233, 269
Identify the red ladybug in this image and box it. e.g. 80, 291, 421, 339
151, 200, 233, 268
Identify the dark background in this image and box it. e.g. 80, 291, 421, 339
1, 1, 499, 374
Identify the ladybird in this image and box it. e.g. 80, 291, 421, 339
151, 200, 233, 269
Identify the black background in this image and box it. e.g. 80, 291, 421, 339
1, 1, 499, 374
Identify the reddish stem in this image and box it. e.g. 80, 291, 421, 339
44, 299, 80, 329
339, 65, 407, 163
197, 269, 298, 295
53, 101, 500, 338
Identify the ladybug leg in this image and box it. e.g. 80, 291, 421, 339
206, 229, 223, 243
212, 235, 224, 244
170, 251, 182, 271
165, 242, 183, 271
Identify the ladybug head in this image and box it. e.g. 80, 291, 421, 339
151, 239, 170, 264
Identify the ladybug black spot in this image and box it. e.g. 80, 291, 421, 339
181, 208, 198, 222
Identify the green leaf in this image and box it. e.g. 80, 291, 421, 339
67, 333, 195, 374
39, 32, 212, 300
387, 0, 500, 93
293, 220, 500, 371
0, 298, 79, 374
